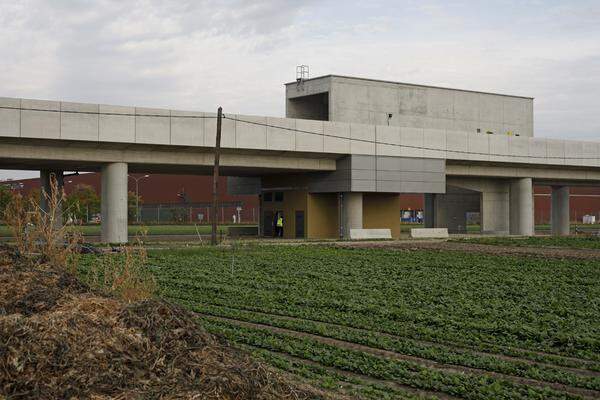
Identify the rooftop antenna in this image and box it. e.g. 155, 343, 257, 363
296, 65, 309, 86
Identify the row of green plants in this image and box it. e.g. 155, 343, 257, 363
200, 317, 585, 400
245, 346, 426, 400
167, 291, 600, 372
151, 245, 600, 361
175, 301, 600, 391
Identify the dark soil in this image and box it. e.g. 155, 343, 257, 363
336, 240, 600, 260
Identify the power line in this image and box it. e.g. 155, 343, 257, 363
224, 115, 600, 161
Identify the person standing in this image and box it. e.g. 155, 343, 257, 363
276, 213, 284, 237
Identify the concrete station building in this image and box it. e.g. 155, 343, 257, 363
1, 74, 599, 242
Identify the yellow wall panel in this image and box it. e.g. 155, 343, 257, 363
363, 193, 401, 238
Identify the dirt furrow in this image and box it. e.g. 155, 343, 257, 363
200, 313, 600, 399
194, 301, 600, 376
243, 344, 456, 400
336, 239, 600, 260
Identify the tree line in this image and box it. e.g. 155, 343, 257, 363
0, 184, 141, 224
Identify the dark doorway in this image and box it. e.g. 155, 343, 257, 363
263, 210, 273, 237
295, 210, 305, 238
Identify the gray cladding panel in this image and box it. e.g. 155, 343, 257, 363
351, 180, 377, 192
349, 154, 377, 170
309, 155, 445, 193
377, 170, 445, 183
377, 156, 444, 173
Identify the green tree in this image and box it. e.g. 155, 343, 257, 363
65, 184, 100, 223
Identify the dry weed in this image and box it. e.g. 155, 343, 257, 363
3, 174, 82, 272
87, 234, 157, 303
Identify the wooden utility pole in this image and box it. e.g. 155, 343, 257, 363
211, 107, 223, 245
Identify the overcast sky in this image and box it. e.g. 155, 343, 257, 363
1, 0, 599, 180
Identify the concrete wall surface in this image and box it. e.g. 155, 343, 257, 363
1, 96, 599, 172
287, 75, 534, 137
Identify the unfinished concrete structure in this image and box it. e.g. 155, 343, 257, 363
1, 75, 598, 242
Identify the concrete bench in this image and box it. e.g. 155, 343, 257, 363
410, 228, 449, 239
349, 229, 392, 240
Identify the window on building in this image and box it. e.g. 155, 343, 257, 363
274, 192, 284, 202
263, 192, 273, 202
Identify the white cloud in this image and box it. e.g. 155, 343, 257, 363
0, 0, 599, 179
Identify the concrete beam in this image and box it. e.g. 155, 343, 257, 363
446, 163, 600, 183
101, 162, 128, 243
0, 140, 336, 173
509, 178, 534, 236
551, 186, 570, 236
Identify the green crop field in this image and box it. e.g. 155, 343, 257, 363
97, 244, 600, 399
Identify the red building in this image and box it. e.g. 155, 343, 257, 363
3, 173, 600, 225
3, 173, 260, 224
398, 187, 600, 224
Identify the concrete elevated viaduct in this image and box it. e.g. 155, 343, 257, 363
1, 75, 599, 242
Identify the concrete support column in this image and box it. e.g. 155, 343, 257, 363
551, 186, 570, 236
341, 192, 363, 239
509, 178, 534, 236
101, 162, 128, 243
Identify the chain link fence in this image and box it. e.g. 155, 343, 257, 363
137, 202, 257, 224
